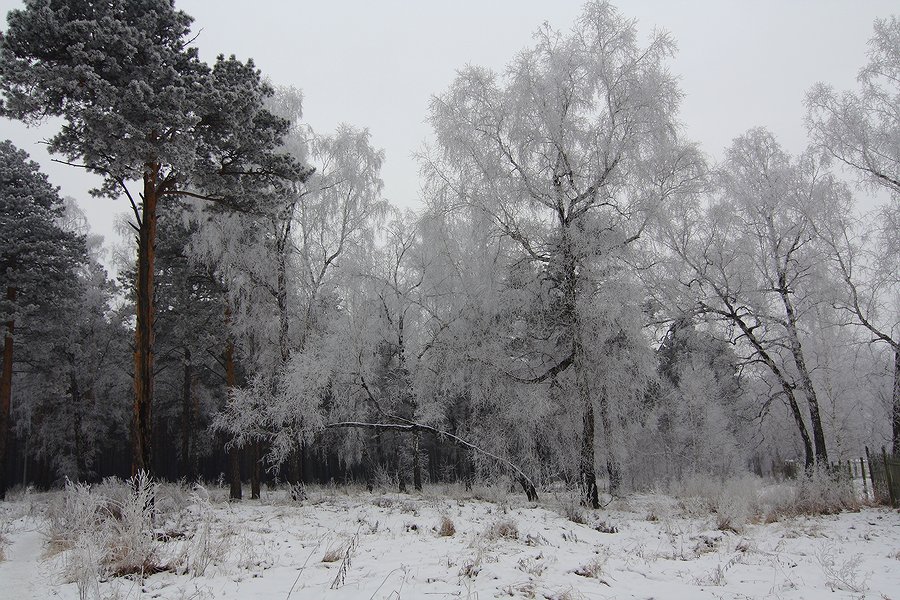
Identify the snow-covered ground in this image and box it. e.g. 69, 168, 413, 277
1, 483, 898, 599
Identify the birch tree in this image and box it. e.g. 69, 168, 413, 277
807, 16, 900, 453
211, 123, 386, 477
425, 1, 698, 505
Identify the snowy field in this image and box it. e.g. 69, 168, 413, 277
1, 482, 899, 600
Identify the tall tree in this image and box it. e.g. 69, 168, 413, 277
425, 1, 698, 505
0, 140, 84, 498
807, 16, 900, 453
0, 0, 301, 474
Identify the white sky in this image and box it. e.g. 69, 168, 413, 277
0, 0, 896, 255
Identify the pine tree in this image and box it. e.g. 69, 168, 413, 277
0, 140, 85, 498
0, 0, 303, 475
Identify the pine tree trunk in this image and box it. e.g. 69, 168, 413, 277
0, 286, 15, 499
181, 348, 193, 480
133, 171, 159, 476
892, 347, 900, 457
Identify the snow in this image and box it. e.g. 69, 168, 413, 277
1, 485, 899, 599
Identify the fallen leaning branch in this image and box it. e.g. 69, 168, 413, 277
321, 419, 539, 502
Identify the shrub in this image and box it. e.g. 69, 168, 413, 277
670, 468, 860, 525
762, 467, 859, 518
47, 473, 164, 584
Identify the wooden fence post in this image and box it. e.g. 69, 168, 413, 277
860, 457, 868, 501
882, 446, 896, 507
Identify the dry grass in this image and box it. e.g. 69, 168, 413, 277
438, 516, 456, 537
574, 549, 609, 580
485, 518, 518, 540
321, 545, 345, 563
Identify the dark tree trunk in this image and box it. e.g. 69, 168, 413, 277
133, 171, 159, 476
287, 449, 301, 485
574, 332, 599, 509
228, 445, 241, 501
413, 430, 422, 491
787, 390, 815, 470
893, 347, 900, 457
181, 347, 193, 480
251, 441, 261, 499
225, 316, 241, 501
0, 286, 15, 499
578, 392, 599, 508
780, 289, 827, 464
397, 443, 407, 493
69, 372, 87, 481
276, 237, 290, 366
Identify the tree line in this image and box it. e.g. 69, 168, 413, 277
0, 1, 897, 507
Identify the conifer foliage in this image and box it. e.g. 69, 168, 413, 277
0, 140, 85, 498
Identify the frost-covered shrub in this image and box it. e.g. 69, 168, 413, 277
105, 472, 159, 576
671, 474, 760, 525
670, 473, 764, 531
760, 467, 859, 518
671, 468, 859, 525
712, 476, 761, 532
46, 479, 105, 556
47, 473, 163, 584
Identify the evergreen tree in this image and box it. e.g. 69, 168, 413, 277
0, 140, 85, 498
0, 0, 303, 474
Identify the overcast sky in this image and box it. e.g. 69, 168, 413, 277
0, 0, 896, 256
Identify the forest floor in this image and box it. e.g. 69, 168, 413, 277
1, 482, 899, 599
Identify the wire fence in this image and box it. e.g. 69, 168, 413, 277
824, 447, 900, 507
